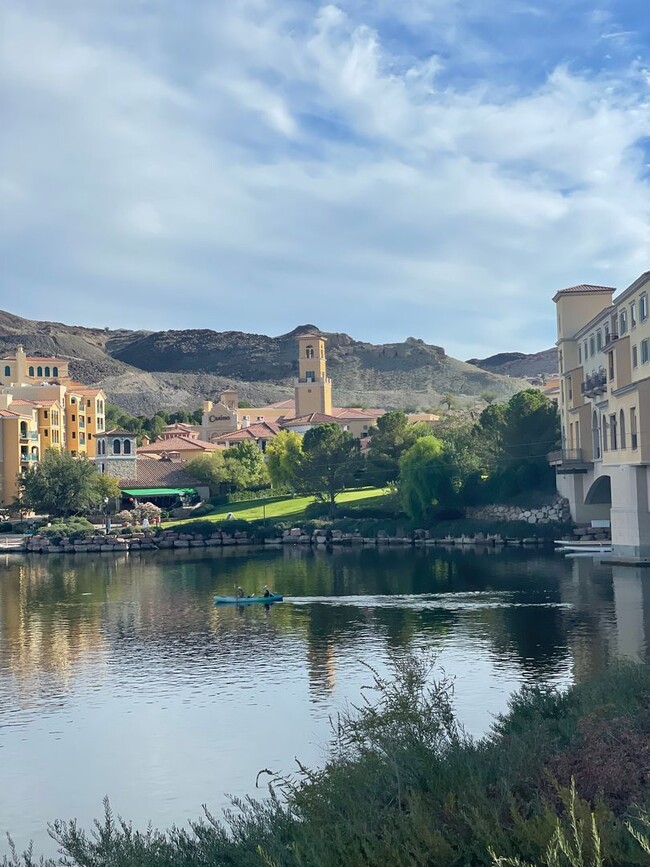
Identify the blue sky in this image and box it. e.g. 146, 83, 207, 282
1, 0, 648, 358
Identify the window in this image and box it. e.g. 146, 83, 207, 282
608, 351, 615, 380
52, 411, 59, 425
578, 344, 582, 363
604, 324, 610, 344
305, 346, 314, 359
87, 416, 91, 425
620, 310, 628, 335
641, 294, 648, 321
44, 429, 48, 437
589, 335, 595, 356
584, 340, 589, 359
79, 434, 85, 445
52, 366, 59, 377
113, 439, 121, 455
631, 302, 637, 328
305, 370, 315, 382
602, 416, 608, 452
37, 366, 43, 377
642, 339, 649, 364
71, 414, 76, 422
70, 397, 76, 404
71, 431, 76, 439
123, 439, 131, 455
568, 377, 573, 401
633, 345, 638, 368
52, 430, 59, 444
631, 407, 638, 449
44, 366, 50, 377
596, 330, 602, 351
610, 414, 618, 450
619, 409, 626, 449
4, 365, 10, 377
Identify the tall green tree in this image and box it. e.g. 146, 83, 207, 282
18, 451, 106, 517
185, 452, 228, 494
366, 411, 430, 485
224, 441, 269, 489
266, 430, 303, 489
296, 424, 362, 511
398, 436, 450, 521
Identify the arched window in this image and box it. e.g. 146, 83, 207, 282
602, 415, 608, 452
44, 366, 50, 377
52, 366, 59, 377
123, 439, 131, 455
619, 409, 626, 449
305, 345, 314, 359
37, 366, 43, 377
20, 422, 27, 438
113, 439, 121, 455
29, 366, 34, 377
592, 411, 600, 460
4, 365, 10, 377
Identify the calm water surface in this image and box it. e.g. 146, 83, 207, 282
1, 546, 649, 855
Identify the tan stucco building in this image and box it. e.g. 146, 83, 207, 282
551, 271, 650, 558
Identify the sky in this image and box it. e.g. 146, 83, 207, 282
1, 0, 649, 359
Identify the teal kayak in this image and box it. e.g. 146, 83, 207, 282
213, 594, 283, 605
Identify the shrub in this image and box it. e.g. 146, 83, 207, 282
0, 521, 12, 533
41, 518, 95, 542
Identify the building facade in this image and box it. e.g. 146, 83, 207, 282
552, 271, 650, 558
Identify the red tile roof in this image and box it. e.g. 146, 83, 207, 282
0, 409, 20, 418
215, 422, 281, 443
8, 399, 38, 406
553, 284, 616, 301
138, 435, 221, 453
119, 457, 203, 489
281, 412, 343, 426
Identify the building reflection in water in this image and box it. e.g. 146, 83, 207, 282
611, 566, 650, 662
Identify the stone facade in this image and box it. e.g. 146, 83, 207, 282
98, 457, 138, 480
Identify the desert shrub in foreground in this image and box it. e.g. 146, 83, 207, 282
3, 658, 649, 867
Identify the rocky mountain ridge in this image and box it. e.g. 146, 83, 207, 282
0, 310, 537, 415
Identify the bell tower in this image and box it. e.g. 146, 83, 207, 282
295, 332, 333, 416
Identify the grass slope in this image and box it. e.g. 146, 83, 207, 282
168, 487, 391, 526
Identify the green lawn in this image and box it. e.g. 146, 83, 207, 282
168, 487, 391, 526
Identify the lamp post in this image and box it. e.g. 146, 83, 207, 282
104, 497, 111, 534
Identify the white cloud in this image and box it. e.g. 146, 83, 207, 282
0, 0, 648, 357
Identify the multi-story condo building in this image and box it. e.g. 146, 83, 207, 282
0, 402, 41, 507
0, 348, 106, 505
552, 270, 650, 558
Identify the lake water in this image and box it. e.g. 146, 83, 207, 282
1, 546, 649, 856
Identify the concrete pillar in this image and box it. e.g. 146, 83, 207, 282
610, 465, 650, 558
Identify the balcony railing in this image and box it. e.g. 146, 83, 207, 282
602, 331, 619, 349
547, 448, 591, 470
580, 371, 607, 398
20, 453, 38, 462
19, 431, 39, 441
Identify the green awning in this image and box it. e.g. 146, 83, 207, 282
121, 487, 196, 496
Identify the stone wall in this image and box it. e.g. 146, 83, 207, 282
466, 495, 571, 525
22, 524, 557, 555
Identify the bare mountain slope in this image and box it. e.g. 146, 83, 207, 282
466, 348, 557, 378
0, 311, 531, 415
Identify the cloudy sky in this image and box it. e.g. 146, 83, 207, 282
1, 0, 649, 358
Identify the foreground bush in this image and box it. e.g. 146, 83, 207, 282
4, 658, 649, 866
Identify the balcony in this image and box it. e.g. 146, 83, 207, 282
602, 331, 619, 350
580, 371, 607, 399
19, 430, 39, 442
20, 453, 39, 462
547, 448, 591, 473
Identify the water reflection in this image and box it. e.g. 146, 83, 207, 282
0, 547, 649, 856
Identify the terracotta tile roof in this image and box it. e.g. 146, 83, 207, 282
0, 409, 20, 418
73, 387, 103, 395
103, 428, 138, 436
215, 422, 281, 443
331, 407, 384, 420
119, 457, 203, 489
138, 435, 221, 453
553, 284, 616, 302
8, 399, 39, 406
266, 399, 296, 409
281, 412, 342, 426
